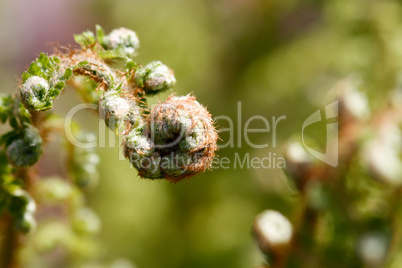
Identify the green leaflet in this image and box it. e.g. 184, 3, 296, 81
21, 53, 73, 111
75, 25, 140, 59
74, 30, 96, 48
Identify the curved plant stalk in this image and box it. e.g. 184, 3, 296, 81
0, 25, 218, 267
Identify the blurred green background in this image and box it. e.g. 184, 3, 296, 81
2, 0, 402, 267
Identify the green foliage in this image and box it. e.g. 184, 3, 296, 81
0, 24, 218, 268
21, 53, 73, 111
133, 61, 177, 94
21, 177, 101, 265
75, 25, 140, 59
6, 124, 42, 167
0, 94, 42, 169
74, 30, 96, 48
98, 89, 141, 132
261, 82, 402, 268
0, 94, 31, 126
5, 0, 402, 265
0, 150, 36, 233
9, 189, 36, 233
63, 2, 402, 268
21, 53, 60, 83
0, 94, 13, 124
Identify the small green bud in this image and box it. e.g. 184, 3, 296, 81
124, 95, 217, 181
339, 89, 370, 121
362, 139, 402, 186
7, 126, 43, 167
16, 212, 36, 233
20, 76, 50, 111
72, 208, 101, 235
134, 61, 176, 94
253, 210, 293, 259
284, 141, 315, 190
9, 189, 36, 214
360, 122, 402, 186
334, 79, 370, 122
357, 232, 389, 267
74, 30, 96, 48
104, 28, 140, 57
20, 54, 72, 111
8, 189, 37, 233
98, 90, 139, 132
0, 94, 13, 123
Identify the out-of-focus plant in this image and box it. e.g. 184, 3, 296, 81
0, 25, 217, 267
252, 79, 402, 267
